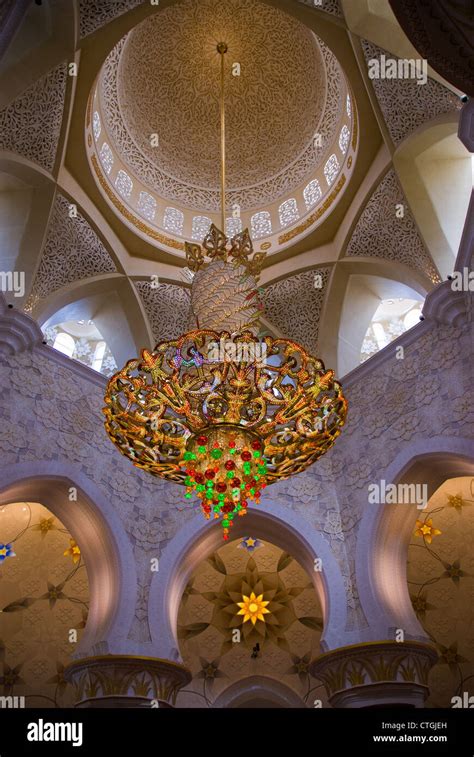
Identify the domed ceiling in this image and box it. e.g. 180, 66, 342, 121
118, 0, 325, 191
87, 0, 357, 255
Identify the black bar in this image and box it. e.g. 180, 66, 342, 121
1, 707, 473, 755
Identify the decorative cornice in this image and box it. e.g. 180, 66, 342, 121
0, 293, 108, 387
0, 295, 43, 355
422, 281, 472, 327
342, 318, 431, 385
37, 341, 108, 388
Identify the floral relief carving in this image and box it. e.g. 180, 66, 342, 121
0, 350, 166, 530
416, 374, 441, 406
361, 39, 462, 146
134, 281, 191, 344
0, 311, 471, 643
79, 0, 144, 38
390, 413, 427, 442
99, 2, 344, 212
25, 194, 117, 311
337, 321, 472, 479
344, 461, 374, 489
323, 510, 345, 541
262, 267, 331, 354
0, 63, 67, 172
346, 170, 440, 283
450, 393, 474, 425
286, 476, 325, 505
296, 0, 343, 18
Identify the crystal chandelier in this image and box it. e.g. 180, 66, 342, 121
103, 43, 347, 539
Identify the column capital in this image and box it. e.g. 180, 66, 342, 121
310, 641, 438, 708
65, 655, 191, 708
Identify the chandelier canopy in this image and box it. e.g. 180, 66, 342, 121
103, 43, 347, 539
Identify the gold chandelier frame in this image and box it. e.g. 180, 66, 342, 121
103, 328, 347, 485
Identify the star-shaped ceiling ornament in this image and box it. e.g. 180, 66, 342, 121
238, 536, 264, 553
237, 591, 270, 625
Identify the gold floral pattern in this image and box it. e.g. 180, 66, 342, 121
414, 518, 442, 544
408, 478, 474, 706
237, 592, 270, 625
0, 503, 89, 706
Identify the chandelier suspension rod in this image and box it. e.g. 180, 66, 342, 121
217, 42, 228, 234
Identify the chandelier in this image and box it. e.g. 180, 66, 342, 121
103, 43, 347, 539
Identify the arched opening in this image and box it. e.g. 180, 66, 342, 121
148, 503, 348, 668
213, 676, 306, 708
360, 297, 423, 363
337, 273, 425, 375
174, 534, 325, 708
355, 440, 474, 643
44, 318, 118, 377
52, 330, 75, 357
0, 469, 137, 665
37, 275, 150, 369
